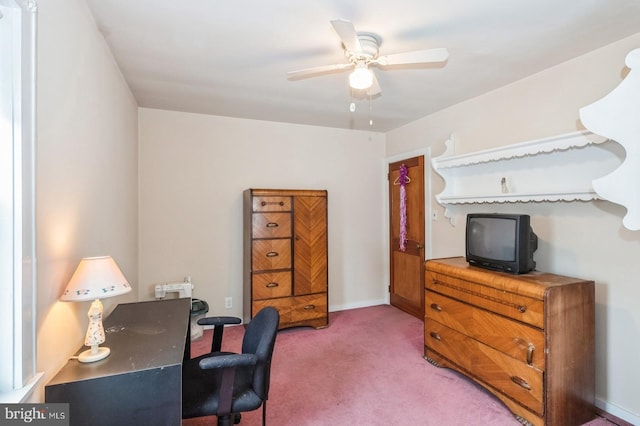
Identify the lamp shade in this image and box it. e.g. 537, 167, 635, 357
349, 63, 373, 90
61, 256, 131, 302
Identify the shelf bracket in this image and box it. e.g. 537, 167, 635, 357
580, 48, 640, 231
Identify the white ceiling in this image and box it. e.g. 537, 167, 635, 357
85, 0, 640, 132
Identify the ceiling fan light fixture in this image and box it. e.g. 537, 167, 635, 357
349, 63, 373, 90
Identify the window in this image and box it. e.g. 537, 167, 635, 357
0, 0, 38, 402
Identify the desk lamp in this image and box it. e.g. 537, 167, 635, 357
61, 256, 131, 363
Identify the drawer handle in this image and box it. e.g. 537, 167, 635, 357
266, 222, 279, 228
266, 282, 279, 288
431, 279, 529, 313
266, 251, 279, 257
429, 331, 441, 341
429, 303, 442, 312
526, 343, 535, 365
261, 201, 284, 206
303, 304, 316, 310
511, 376, 532, 390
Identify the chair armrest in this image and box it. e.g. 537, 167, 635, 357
197, 316, 242, 327
199, 353, 257, 370
198, 353, 258, 419
198, 316, 242, 353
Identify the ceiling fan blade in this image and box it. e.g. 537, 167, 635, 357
376, 47, 449, 67
330, 19, 362, 54
367, 72, 381, 96
287, 63, 353, 80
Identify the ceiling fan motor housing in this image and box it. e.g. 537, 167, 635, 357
346, 33, 381, 63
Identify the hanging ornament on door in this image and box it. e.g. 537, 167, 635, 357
399, 164, 408, 252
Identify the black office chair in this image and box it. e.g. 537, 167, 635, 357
182, 307, 279, 426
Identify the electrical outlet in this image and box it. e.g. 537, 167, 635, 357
225, 297, 232, 309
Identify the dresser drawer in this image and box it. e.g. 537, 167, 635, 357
252, 239, 291, 271
426, 270, 544, 328
290, 294, 327, 323
252, 212, 291, 238
252, 196, 291, 212
252, 271, 292, 299
253, 293, 327, 323
425, 319, 543, 415
426, 290, 545, 370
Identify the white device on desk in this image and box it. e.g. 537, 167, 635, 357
155, 277, 193, 299
154, 277, 209, 340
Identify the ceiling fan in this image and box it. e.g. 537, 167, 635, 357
286, 19, 449, 96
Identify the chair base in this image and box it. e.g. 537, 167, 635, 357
217, 413, 241, 426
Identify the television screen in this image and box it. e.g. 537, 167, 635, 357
466, 213, 538, 274
467, 216, 517, 262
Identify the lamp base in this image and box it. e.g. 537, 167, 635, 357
78, 346, 110, 363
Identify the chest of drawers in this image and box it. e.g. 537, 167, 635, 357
243, 189, 328, 329
424, 257, 594, 426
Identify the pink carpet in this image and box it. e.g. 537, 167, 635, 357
183, 305, 613, 426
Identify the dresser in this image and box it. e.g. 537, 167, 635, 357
45, 298, 190, 426
424, 257, 595, 426
243, 189, 328, 329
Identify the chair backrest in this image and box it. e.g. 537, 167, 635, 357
242, 307, 279, 400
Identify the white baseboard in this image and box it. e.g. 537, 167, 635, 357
595, 398, 640, 425
328, 299, 387, 312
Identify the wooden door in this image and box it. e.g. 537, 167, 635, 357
293, 195, 328, 295
389, 156, 425, 319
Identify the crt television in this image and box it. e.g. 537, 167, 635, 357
465, 213, 538, 274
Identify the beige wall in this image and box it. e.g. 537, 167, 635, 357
386, 33, 640, 423
138, 109, 387, 314
33, 0, 138, 401
31, 0, 639, 421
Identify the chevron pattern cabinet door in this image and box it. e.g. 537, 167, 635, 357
244, 189, 328, 329
293, 196, 328, 296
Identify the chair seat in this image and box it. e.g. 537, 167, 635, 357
182, 354, 263, 419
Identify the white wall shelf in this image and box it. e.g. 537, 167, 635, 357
432, 131, 620, 224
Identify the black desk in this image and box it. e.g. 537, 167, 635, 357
45, 298, 190, 426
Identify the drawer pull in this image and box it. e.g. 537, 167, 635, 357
429, 303, 442, 312
431, 279, 529, 313
511, 376, 532, 390
526, 343, 535, 365
261, 201, 284, 206
265, 222, 279, 228
266, 282, 279, 288
303, 304, 316, 310
429, 331, 441, 341
266, 251, 279, 257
